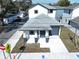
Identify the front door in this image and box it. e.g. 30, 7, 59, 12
40, 30, 45, 37
51, 26, 59, 35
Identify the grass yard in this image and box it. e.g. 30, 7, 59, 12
60, 26, 79, 52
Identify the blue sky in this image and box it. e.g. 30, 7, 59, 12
32, 0, 79, 4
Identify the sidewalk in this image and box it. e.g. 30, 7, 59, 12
10, 53, 79, 59
5, 31, 23, 51
0, 30, 23, 59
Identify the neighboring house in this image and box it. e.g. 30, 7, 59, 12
61, 7, 73, 24
72, 6, 79, 19
20, 14, 62, 43
69, 17, 79, 29
3, 12, 24, 24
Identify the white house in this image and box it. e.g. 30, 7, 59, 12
28, 4, 64, 20
28, 4, 74, 24
20, 3, 79, 44
72, 6, 79, 19
20, 13, 62, 44
62, 4, 79, 25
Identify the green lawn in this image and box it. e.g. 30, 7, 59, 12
60, 26, 79, 52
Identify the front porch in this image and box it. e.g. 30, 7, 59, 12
25, 35, 57, 48
23, 29, 61, 47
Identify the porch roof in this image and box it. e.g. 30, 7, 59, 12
20, 14, 62, 31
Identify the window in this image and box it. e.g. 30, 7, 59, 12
30, 31, 34, 35
34, 10, 38, 14
48, 9, 53, 13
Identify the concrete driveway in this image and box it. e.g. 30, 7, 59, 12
38, 36, 68, 53
27, 36, 68, 53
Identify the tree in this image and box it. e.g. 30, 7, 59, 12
5, 43, 11, 54
5, 43, 12, 59
14, 0, 32, 11
0, 0, 18, 26
57, 0, 70, 7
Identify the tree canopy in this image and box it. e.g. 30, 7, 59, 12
57, 0, 70, 7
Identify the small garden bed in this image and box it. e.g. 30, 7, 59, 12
60, 26, 79, 52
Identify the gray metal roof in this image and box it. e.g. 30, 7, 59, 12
30, 3, 79, 10
41, 4, 72, 9
20, 14, 62, 31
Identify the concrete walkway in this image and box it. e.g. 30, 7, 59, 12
5, 31, 23, 51
38, 36, 68, 53
49, 36, 68, 53
27, 36, 68, 53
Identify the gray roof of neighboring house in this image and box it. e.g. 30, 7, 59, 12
41, 4, 71, 9
71, 17, 79, 25
30, 3, 79, 10
20, 14, 62, 31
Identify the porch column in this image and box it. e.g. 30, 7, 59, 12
23, 31, 26, 38
35, 31, 37, 38
59, 26, 61, 36
23, 31, 29, 39
45, 30, 49, 37
38, 30, 40, 38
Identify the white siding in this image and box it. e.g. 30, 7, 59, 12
29, 5, 48, 19
48, 10, 56, 19
55, 10, 64, 20
72, 8, 79, 19
28, 5, 59, 19
62, 13, 71, 24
